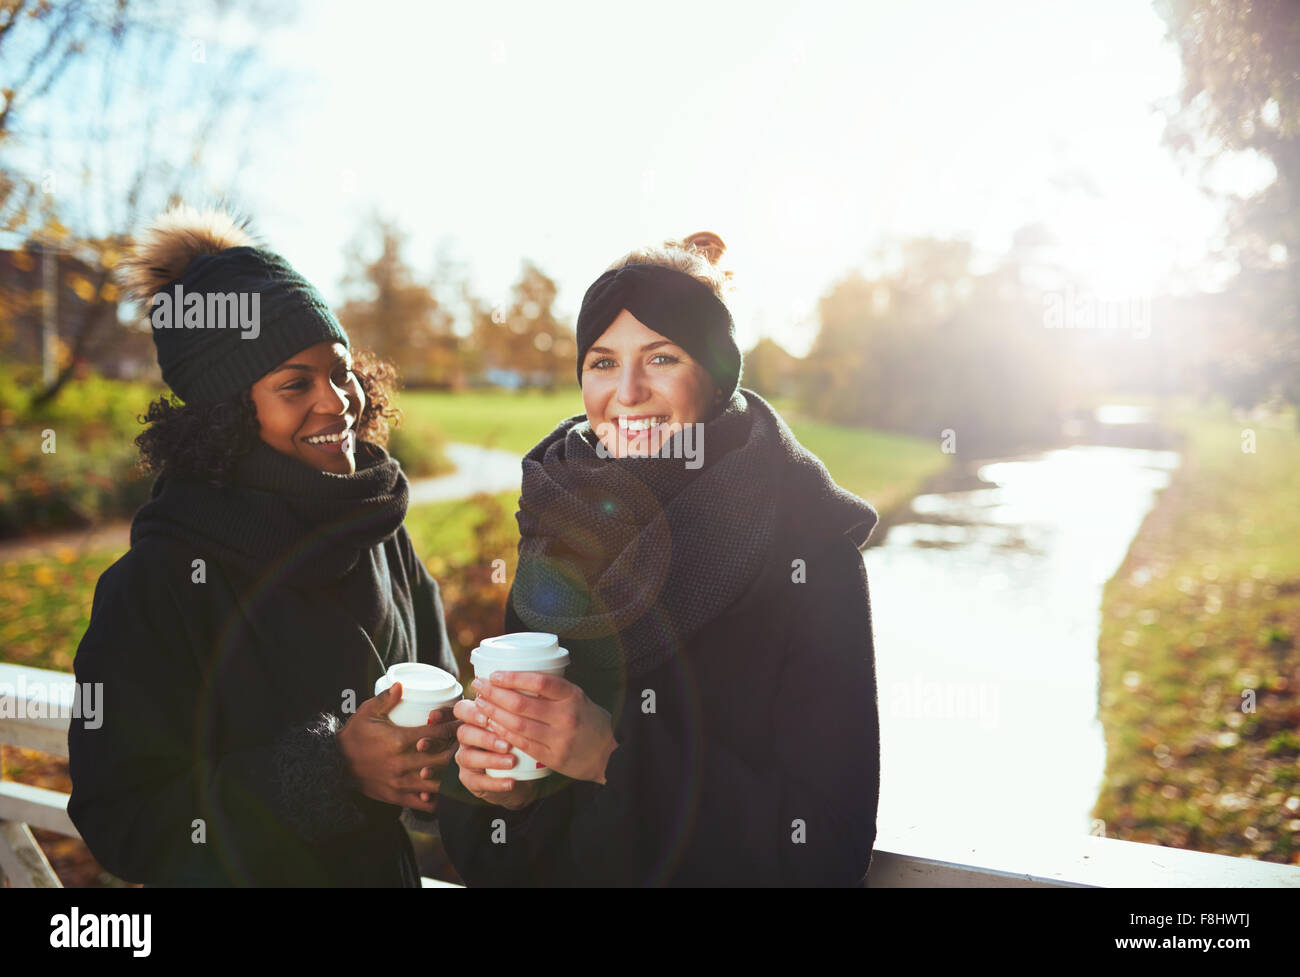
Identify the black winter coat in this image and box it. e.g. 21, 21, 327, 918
436, 454, 880, 887
67, 442, 456, 886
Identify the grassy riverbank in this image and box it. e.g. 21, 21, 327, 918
397, 389, 582, 455
1093, 398, 1300, 865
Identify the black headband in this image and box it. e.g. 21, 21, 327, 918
574, 264, 741, 399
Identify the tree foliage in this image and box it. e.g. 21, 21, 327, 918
0, 0, 287, 403
338, 216, 460, 388
1157, 0, 1300, 407
800, 238, 1072, 455
470, 261, 574, 390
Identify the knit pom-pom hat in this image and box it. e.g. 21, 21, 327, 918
120, 205, 349, 405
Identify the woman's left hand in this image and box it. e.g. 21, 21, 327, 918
471, 672, 618, 785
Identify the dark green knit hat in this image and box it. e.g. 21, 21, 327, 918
123, 208, 349, 406
149, 246, 350, 405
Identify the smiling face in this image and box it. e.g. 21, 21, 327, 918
581, 309, 719, 458
248, 341, 363, 474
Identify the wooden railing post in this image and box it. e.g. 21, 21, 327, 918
0, 820, 62, 887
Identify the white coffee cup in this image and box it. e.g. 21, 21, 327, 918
470, 632, 571, 780
373, 662, 463, 727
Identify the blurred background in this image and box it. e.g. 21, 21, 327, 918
1, 0, 1297, 885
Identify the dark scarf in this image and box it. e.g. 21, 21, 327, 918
130, 438, 409, 589
510, 389, 877, 679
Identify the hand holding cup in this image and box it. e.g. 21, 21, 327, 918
462, 632, 617, 786
337, 682, 460, 813
472, 672, 617, 785
371, 662, 463, 806
452, 697, 542, 810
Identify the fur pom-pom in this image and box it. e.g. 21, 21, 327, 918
119, 205, 256, 303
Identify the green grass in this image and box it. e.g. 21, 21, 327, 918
0, 366, 162, 445
778, 408, 950, 518
396, 390, 583, 455
404, 491, 519, 571
0, 367, 162, 537
1093, 397, 1300, 865
0, 545, 123, 673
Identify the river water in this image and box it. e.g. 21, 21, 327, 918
864, 415, 1180, 855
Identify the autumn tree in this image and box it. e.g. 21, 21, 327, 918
471, 261, 574, 389
337, 216, 460, 388
800, 238, 1068, 454
0, 0, 288, 403
742, 336, 799, 399
1157, 0, 1300, 408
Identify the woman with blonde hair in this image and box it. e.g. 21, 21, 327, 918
436, 232, 881, 886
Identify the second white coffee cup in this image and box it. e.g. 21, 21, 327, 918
470, 632, 571, 780
374, 662, 463, 727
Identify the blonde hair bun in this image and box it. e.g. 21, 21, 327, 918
605, 231, 732, 300
682, 232, 726, 266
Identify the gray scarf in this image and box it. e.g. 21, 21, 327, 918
511, 389, 873, 679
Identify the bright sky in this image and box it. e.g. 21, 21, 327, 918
195, 0, 1264, 356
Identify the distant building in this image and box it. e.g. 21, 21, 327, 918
0, 246, 157, 382
483, 367, 525, 390
479, 367, 559, 390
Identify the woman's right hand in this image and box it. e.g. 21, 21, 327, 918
452, 697, 540, 811
337, 683, 459, 814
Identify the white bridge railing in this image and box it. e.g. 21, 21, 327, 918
3, 662, 1298, 888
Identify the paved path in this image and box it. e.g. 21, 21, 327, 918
407, 443, 521, 504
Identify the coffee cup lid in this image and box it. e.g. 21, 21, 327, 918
375, 662, 461, 698
471, 632, 570, 671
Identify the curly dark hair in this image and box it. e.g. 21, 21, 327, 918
134, 349, 402, 486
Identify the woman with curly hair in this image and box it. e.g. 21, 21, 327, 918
67, 207, 460, 886
436, 232, 881, 886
